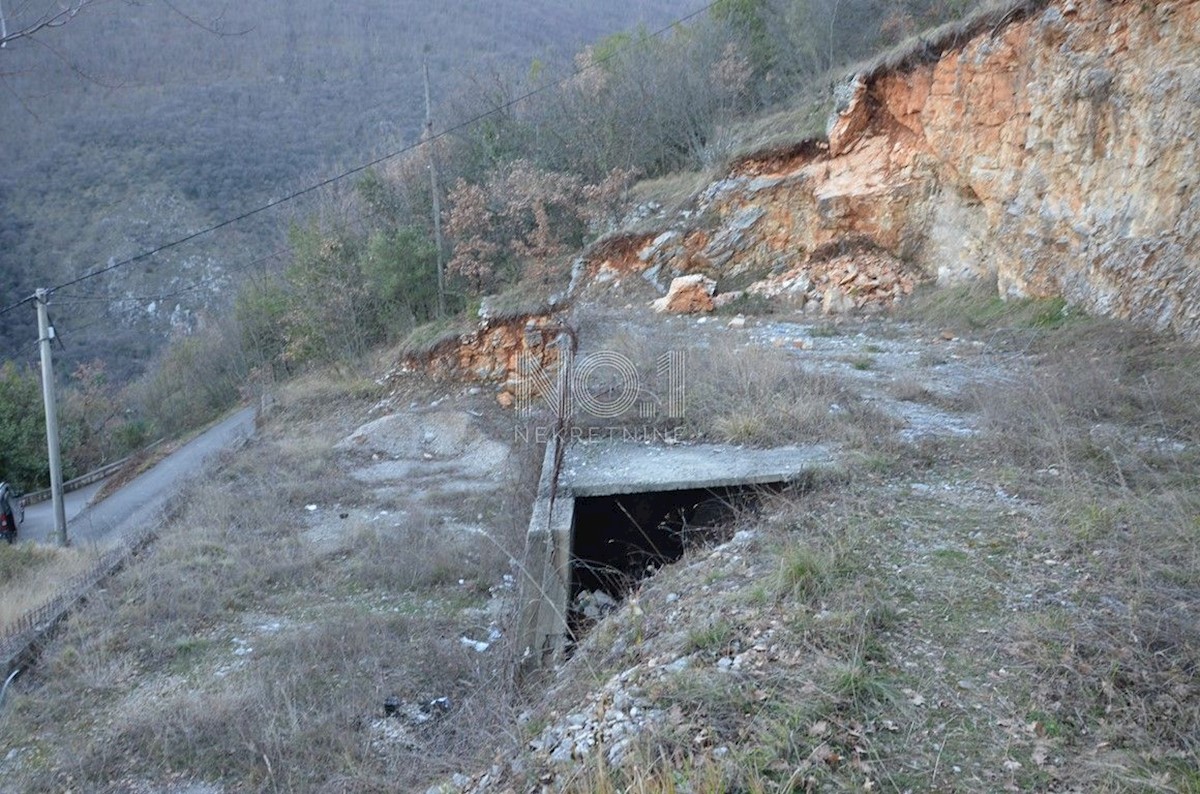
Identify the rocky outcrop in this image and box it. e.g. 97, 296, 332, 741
748, 243, 918, 313
651, 274, 717, 313
607, 0, 1200, 335
857, 0, 1198, 334
402, 314, 563, 407
412, 0, 1200, 401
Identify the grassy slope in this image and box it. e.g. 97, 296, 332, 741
1, 292, 1197, 792
544, 294, 1200, 793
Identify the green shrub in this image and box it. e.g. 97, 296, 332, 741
0, 361, 48, 490
133, 321, 247, 438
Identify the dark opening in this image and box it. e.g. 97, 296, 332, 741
569, 483, 785, 636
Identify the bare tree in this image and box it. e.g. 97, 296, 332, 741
1, 0, 242, 51
0, 0, 100, 49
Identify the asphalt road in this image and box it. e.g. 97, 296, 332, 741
19, 407, 256, 548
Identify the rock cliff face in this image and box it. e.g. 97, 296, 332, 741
626, 0, 1200, 334
419, 0, 1199, 388
403, 314, 562, 407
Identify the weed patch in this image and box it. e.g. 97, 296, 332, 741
0, 396, 531, 793
0, 544, 101, 636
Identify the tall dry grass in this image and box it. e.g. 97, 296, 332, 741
576, 325, 893, 448
906, 287, 1200, 784
0, 543, 107, 636
0, 389, 539, 792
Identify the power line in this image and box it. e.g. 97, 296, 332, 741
52, 247, 290, 307
24, 0, 720, 302
54, 283, 220, 305
2, 248, 289, 317
53, 313, 125, 342
0, 294, 35, 318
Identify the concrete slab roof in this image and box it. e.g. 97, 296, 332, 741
561, 441, 839, 497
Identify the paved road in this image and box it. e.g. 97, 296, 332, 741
20, 481, 106, 542
19, 407, 256, 548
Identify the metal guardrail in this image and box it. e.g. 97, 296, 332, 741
0, 522, 158, 678
2, 437, 169, 678
18, 440, 165, 508
0, 410, 253, 690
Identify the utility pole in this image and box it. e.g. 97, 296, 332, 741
423, 54, 447, 319
827, 0, 843, 73
35, 289, 68, 546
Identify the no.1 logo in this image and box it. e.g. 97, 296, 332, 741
515, 350, 685, 420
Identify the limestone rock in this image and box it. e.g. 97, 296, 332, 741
748, 249, 915, 313
651, 274, 717, 314
623, 0, 1200, 338
822, 288, 854, 315
712, 290, 744, 309
398, 314, 562, 409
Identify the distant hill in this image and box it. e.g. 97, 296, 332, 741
0, 0, 696, 380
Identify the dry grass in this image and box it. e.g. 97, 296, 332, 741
572, 323, 894, 448
721, 90, 833, 165
954, 322, 1200, 788
897, 288, 1200, 789
522, 485, 905, 792
395, 314, 479, 360
682, 338, 894, 447
478, 280, 564, 321
273, 365, 389, 422
628, 169, 719, 217
6, 286, 1199, 792
0, 544, 105, 635
0, 375, 537, 792
561, 749, 732, 793
501, 298, 1200, 793
851, 0, 1052, 84
899, 280, 1075, 334
524, 377, 1198, 790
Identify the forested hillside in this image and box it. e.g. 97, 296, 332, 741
0, 0, 695, 378
0, 0, 985, 489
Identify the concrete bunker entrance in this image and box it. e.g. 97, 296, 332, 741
569, 484, 779, 637
517, 441, 837, 671
571, 486, 770, 596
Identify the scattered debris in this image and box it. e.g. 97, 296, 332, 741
573, 590, 619, 621
460, 637, 490, 653
750, 250, 918, 313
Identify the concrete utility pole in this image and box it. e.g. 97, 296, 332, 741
35, 289, 68, 546
423, 55, 447, 319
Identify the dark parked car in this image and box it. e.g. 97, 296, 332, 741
0, 482, 23, 544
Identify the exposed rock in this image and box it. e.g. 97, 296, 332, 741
712, 290, 745, 309
822, 288, 855, 315
651, 274, 718, 314
820, 0, 1200, 333
573, 590, 619, 621
827, 73, 869, 156
401, 314, 562, 407
639, 230, 680, 262
749, 249, 917, 312
584, 0, 1200, 336
336, 409, 511, 488
337, 410, 486, 460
